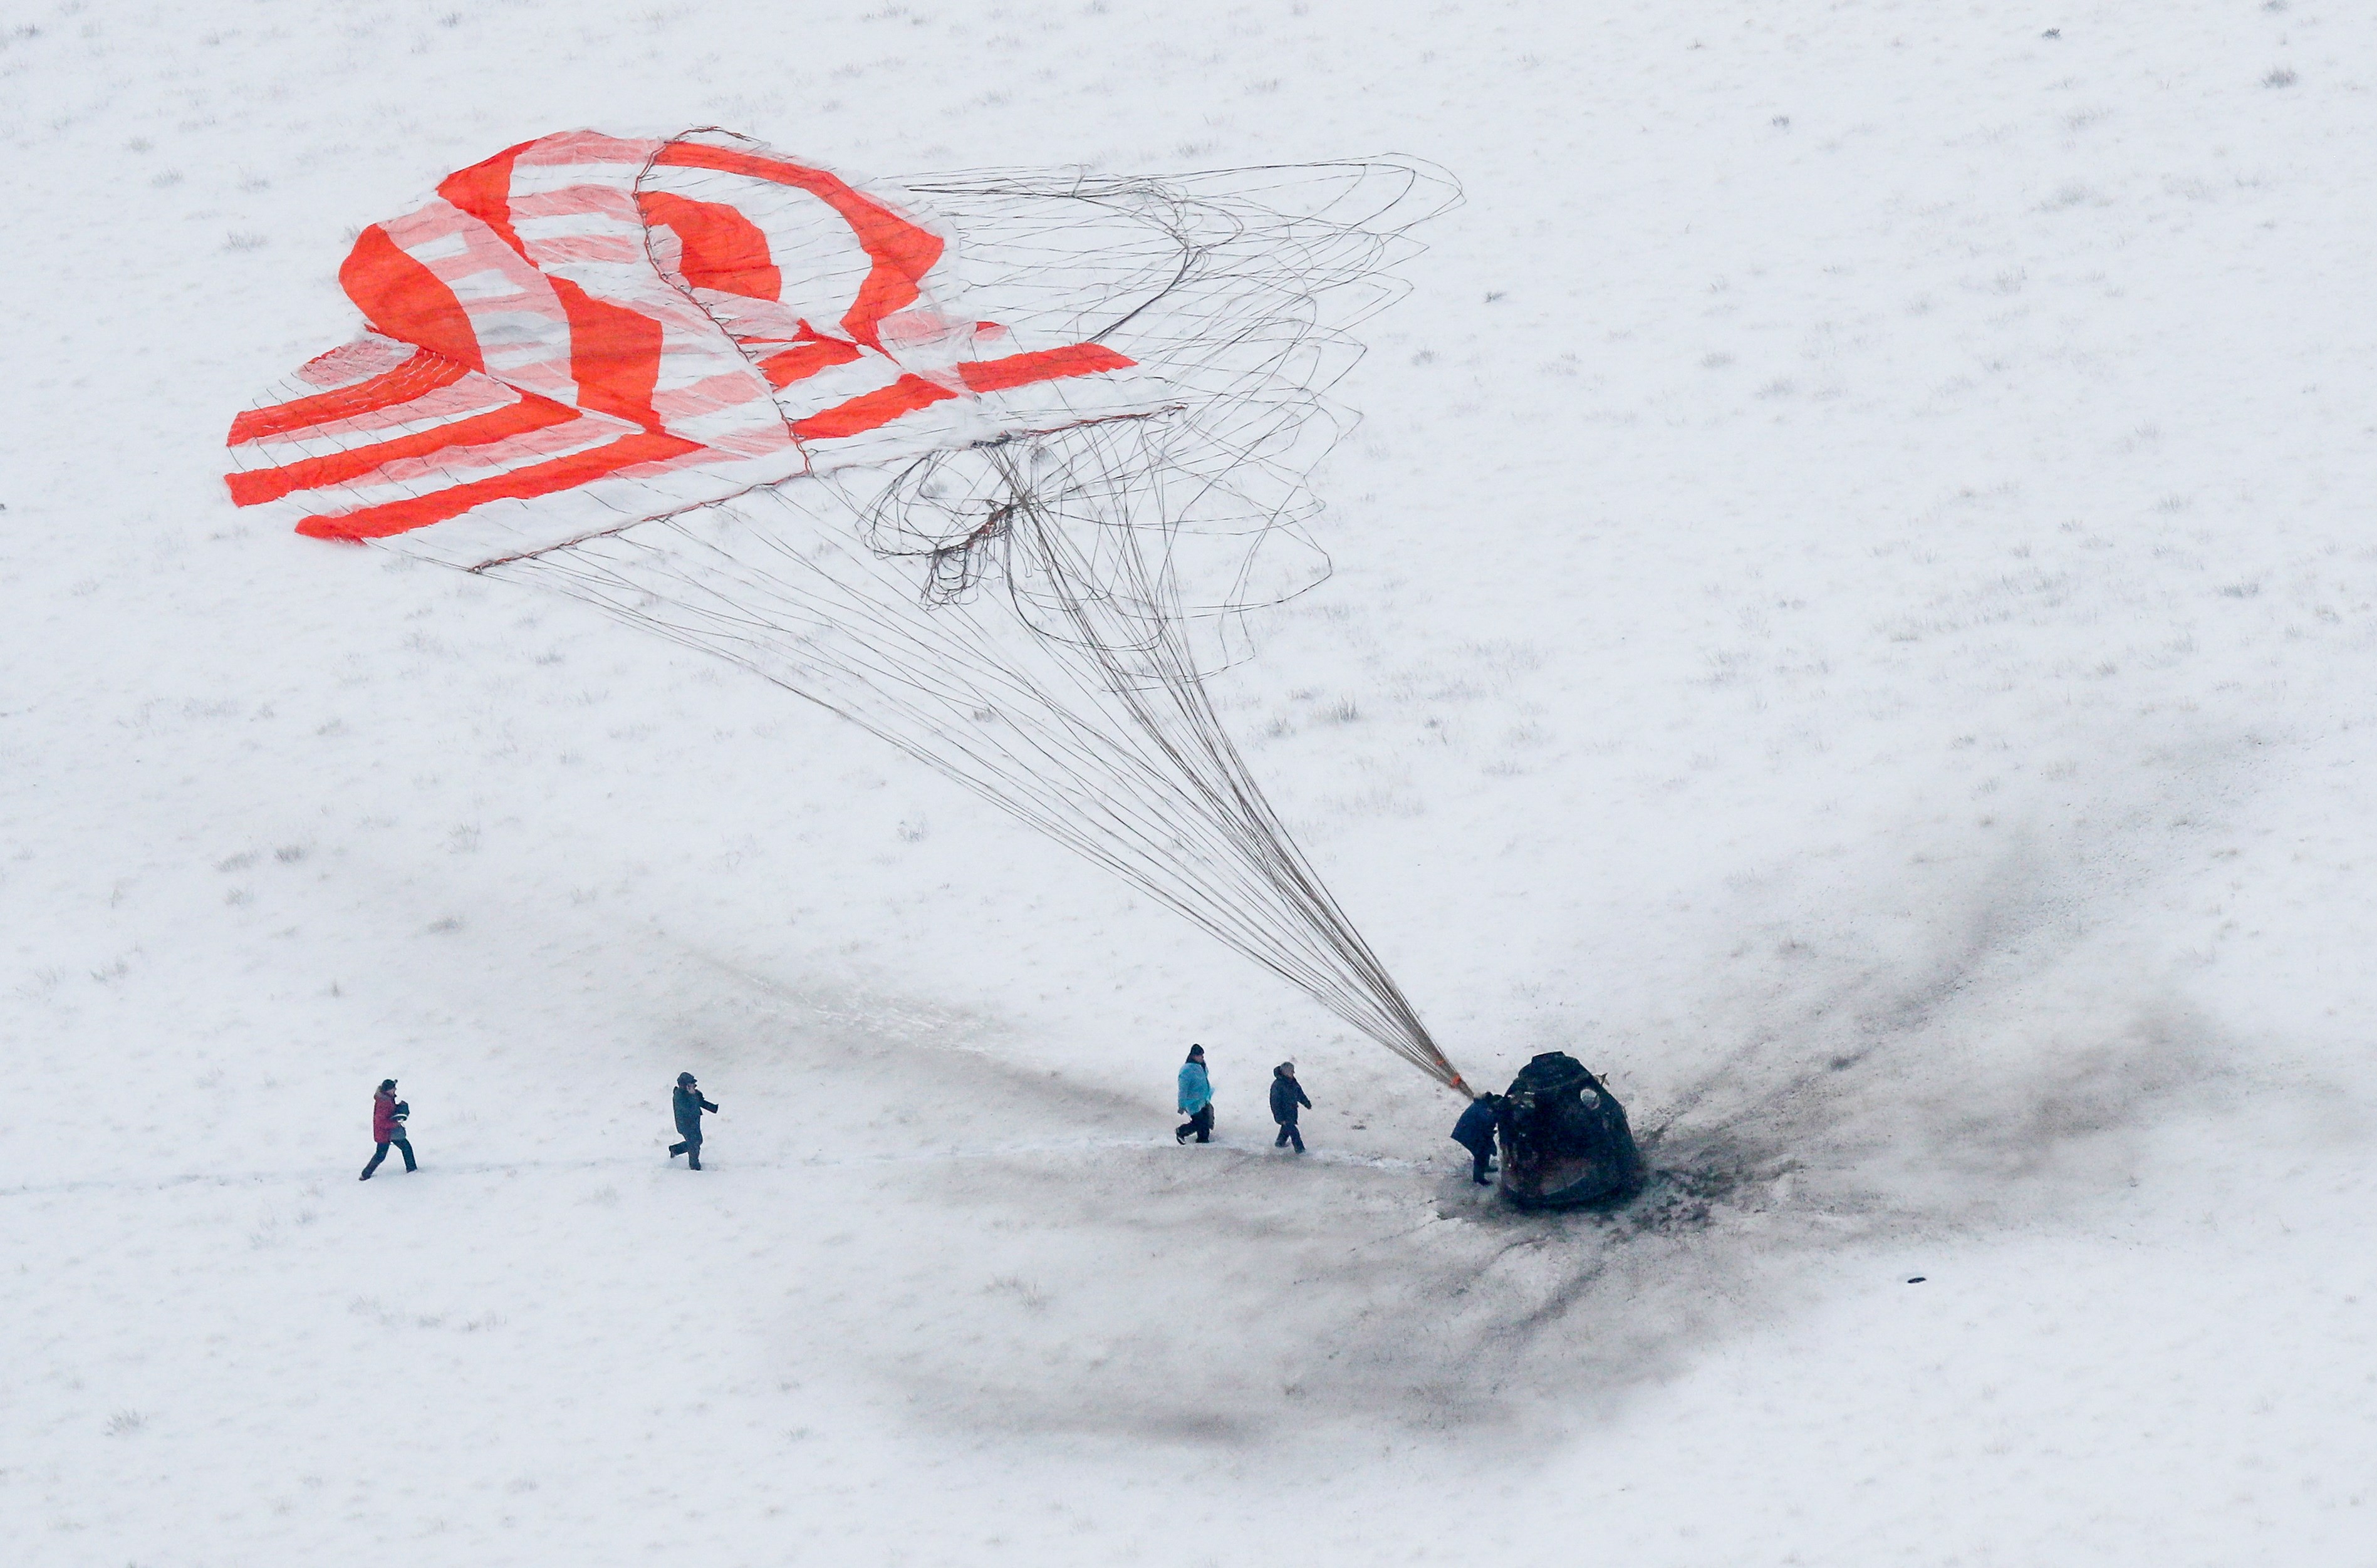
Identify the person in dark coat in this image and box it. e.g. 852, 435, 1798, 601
1451, 1093, 1502, 1185
360, 1078, 416, 1180
1175, 1045, 1214, 1144
668, 1072, 718, 1170
1268, 1061, 1311, 1153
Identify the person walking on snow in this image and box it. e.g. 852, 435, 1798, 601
360, 1078, 415, 1180
669, 1072, 718, 1170
1175, 1045, 1214, 1144
1269, 1061, 1311, 1153
1451, 1093, 1503, 1186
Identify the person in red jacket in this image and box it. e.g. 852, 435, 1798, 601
360, 1078, 417, 1180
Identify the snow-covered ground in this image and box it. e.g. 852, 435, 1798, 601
6, 1, 2374, 1562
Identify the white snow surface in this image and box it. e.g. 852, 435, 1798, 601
5, 2, 2375, 1563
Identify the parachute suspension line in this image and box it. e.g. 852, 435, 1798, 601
494, 159, 1467, 1089
979, 442, 1453, 1084
512, 484, 1457, 1088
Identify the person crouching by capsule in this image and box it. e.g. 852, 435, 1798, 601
1269, 1061, 1311, 1153
1175, 1044, 1214, 1144
668, 1072, 718, 1170
1451, 1092, 1502, 1186
360, 1078, 416, 1180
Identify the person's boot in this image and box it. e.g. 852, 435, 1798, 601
688, 1150, 702, 1170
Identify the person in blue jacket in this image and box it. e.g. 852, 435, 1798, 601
668, 1072, 718, 1170
1175, 1044, 1215, 1144
1269, 1061, 1311, 1153
1451, 1093, 1503, 1185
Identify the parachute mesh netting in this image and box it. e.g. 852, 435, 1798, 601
509, 164, 1462, 1087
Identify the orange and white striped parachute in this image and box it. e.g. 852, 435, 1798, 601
227, 129, 1471, 1092
226, 128, 1154, 568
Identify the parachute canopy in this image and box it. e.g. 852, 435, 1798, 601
226, 128, 1165, 569
228, 129, 1471, 1092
